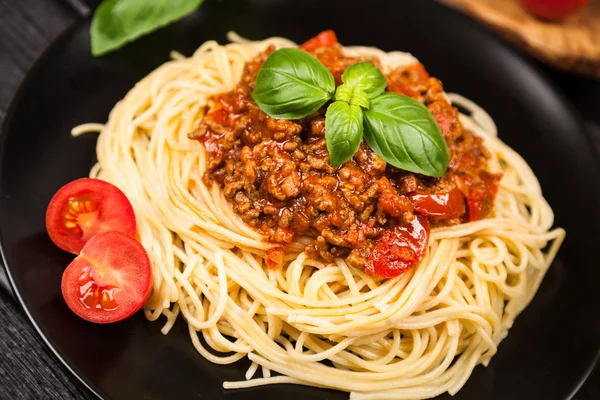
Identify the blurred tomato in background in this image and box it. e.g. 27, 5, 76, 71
522, 0, 590, 20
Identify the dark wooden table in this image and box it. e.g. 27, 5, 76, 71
0, 0, 599, 399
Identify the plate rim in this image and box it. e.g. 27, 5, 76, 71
1, 5, 599, 400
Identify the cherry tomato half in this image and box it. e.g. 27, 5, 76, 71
522, 0, 589, 20
300, 30, 338, 51
61, 231, 152, 324
366, 215, 430, 278
407, 187, 466, 219
46, 178, 136, 254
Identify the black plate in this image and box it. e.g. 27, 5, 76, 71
2, 0, 600, 399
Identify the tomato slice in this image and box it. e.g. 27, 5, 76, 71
300, 30, 338, 51
61, 231, 152, 323
366, 215, 430, 278
407, 187, 466, 219
46, 178, 136, 254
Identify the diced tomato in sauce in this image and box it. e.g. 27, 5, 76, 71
454, 172, 501, 222
193, 30, 502, 277
207, 108, 229, 126
300, 30, 359, 84
300, 30, 338, 51
466, 184, 492, 222
266, 246, 286, 269
408, 187, 466, 219
366, 215, 430, 278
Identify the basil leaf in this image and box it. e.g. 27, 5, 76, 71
325, 101, 364, 167
341, 62, 387, 100
91, 0, 203, 56
363, 93, 449, 177
335, 84, 370, 109
252, 48, 335, 119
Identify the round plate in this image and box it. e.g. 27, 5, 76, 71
2, 0, 600, 399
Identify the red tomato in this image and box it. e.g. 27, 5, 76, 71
206, 108, 229, 126
46, 178, 136, 254
464, 182, 493, 222
266, 245, 286, 269
366, 215, 430, 278
61, 231, 152, 323
407, 187, 466, 219
522, 0, 589, 20
453, 173, 500, 222
300, 30, 338, 51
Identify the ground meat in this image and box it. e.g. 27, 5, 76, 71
189, 34, 501, 270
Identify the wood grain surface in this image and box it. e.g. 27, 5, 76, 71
444, 0, 600, 78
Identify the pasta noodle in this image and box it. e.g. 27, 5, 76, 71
73, 34, 565, 399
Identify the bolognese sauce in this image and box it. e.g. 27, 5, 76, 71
190, 31, 501, 275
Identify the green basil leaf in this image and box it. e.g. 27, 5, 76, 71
91, 0, 203, 56
325, 101, 364, 167
252, 48, 335, 119
363, 93, 449, 177
341, 62, 387, 100
335, 84, 370, 109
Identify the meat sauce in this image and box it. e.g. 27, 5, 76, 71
190, 31, 501, 277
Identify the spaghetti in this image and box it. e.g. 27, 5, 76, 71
72, 34, 565, 399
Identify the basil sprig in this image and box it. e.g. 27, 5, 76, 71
252, 48, 449, 177
364, 93, 449, 177
325, 102, 364, 167
252, 48, 335, 119
337, 62, 387, 104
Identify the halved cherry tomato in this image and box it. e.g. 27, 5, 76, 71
407, 187, 466, 219
46, 178, 136, 254
300, 30, 338, 51
61, 231, 152, 324
366, 215, 430, 278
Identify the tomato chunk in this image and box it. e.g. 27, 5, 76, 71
407, 187, 466, 219
453, 172, 500, 222
266, 246, 286, 269
366, 215, 430, 278
207, 108, 229, 126
465, 183, 490, 222
61, 231, 152, 324
46, 178, 136, 254
300, 30, 338, 51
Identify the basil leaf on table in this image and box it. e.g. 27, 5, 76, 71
252, 48, 335, 119
91, 0, 203, 56
339, 62, 387, 101
325, 101, 364, 167
364, 93, 449, 177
